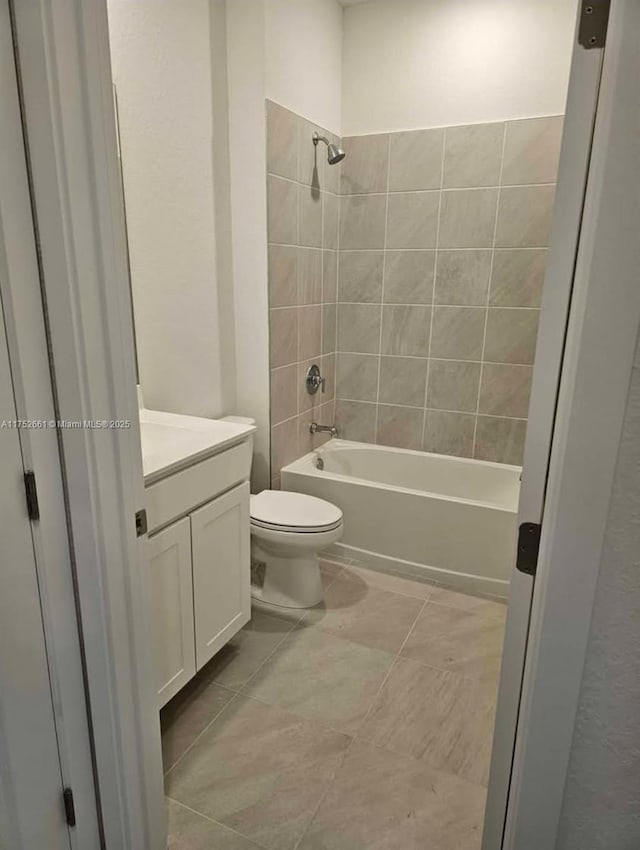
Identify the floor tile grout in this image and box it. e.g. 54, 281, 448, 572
167, 796, 270, 849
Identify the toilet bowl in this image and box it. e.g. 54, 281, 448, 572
250, 490, 343, 608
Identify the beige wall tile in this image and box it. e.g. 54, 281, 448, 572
336, 353, 379, 402
427, 360, 481, 413
387, 191, 439, 249
474, 416, 527, 465
423, 411, 475, 457
338, 251, 384, 303
298, 184, 323, 248
502, 116, 564, 186
376, 405, 424, 450
335, 400, 376, 442
435, 250, 492, 306
381, 305, 431, 357
388, 128, 444, 191
337, 303, 382, 354
340, 195, 387, 250
322, 193, 338, 250
298, 248, 322, 305
341, 134, 389, 194
430, 306, 485, 361
270, 365, 298, 425
490, 249, 547, 307
269, 307, 298, 368
271, 416, 299, 473
267, 175, 297, 245
268, 245, 298, 307
479, 363, 533, 418
266, 100, 298, 181
320, 353, 336, 401
379, 357, 427, 407
322, 303, 337, 355
495, 185, 556, 248
443, 122, 504, 188
439, 189, 498, 248
383, 251, 435, 304
322, 250, 338, 303
484, 308, 540, 364
298, 305, 322, 361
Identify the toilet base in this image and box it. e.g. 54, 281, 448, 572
251, 540, 323, 609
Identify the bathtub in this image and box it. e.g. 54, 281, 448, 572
281, 439, 520, 598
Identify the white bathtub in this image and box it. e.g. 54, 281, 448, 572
281, 439, 521, 598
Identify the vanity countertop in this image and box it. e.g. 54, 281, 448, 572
140, 408, 255, 485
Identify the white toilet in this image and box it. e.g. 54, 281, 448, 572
250, 490, 343, 608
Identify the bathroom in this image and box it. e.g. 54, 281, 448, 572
106, 0, 576, 847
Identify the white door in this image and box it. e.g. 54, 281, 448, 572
192, 483, 251, 670
148, 518, 196, 707
483, 3, 614, 847
0, 300, 72, 850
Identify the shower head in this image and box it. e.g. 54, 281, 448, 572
313, 132, 346, 165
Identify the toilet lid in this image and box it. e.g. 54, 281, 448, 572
250, 490, 343, 533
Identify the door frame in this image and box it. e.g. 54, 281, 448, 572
7, 0, 640, 849
9, 1, 164, 848
498, 1, 640, 846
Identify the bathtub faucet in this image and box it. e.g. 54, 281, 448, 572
310, 422, 338, 438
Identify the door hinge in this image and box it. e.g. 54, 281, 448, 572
135, 508, 148, 537
23, 470, 40, 521
63, 787, 76, 828
516, 522, 541, 577
578, 0, 610, 49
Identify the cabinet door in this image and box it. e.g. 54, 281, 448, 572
148, 517, 195, 707
191, 482, 251, 670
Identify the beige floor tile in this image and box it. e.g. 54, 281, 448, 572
206, 611, 296, 691
165, 695, 351, 850
339, 564, 435, 600
358, 658, 497, 786
302, 577, 424, 653
429, 586, 507, 621
298, 740, 486, 850
242, 627, 394, 735
167, 798, 263, 849
161, 683, 235, 774
401, 602, 505, 682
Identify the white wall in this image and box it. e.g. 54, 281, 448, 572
108, 0, 233, 418
226, 0, 271, 491
342, 0, 578, 135
265, 0, 343, 134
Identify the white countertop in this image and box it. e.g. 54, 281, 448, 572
139, 408, 255, 485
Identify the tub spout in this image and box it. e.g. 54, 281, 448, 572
310, 422, 338, 438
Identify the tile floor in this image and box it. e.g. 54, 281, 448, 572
163, 556, 507, 850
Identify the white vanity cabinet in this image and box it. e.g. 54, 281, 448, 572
192, 483, 250, 669
141, 414, 255, 709
148, 517, 195, 706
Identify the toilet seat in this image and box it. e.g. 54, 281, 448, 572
250, 490, 343, 534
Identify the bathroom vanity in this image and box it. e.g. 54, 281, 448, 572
139, 408, 255, 707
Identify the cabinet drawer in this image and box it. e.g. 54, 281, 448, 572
145, 441, 251, 534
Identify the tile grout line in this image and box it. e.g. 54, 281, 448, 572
422, 128, 447, 450
472, 121, 509, 459
164, 607, 301, 778
373, 134, 392, 444
354, 594, 432, 740
166, 797, 270, 850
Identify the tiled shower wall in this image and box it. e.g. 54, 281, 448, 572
266, 100, 340, 487
335, 116, 563, 465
